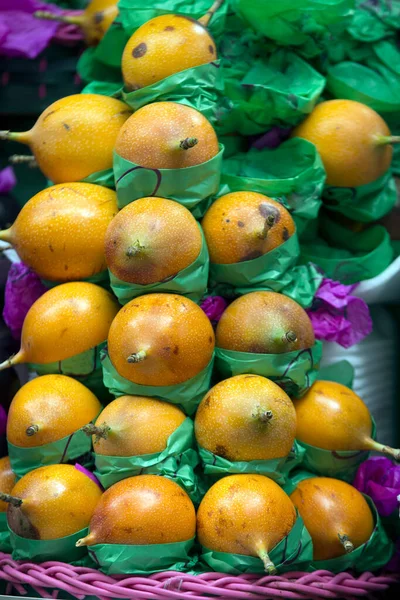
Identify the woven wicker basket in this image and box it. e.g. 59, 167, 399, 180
0, 552, 398, 600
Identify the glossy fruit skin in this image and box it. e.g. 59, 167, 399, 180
26, 94, 131, 183
115, 102, 219, 169
122, 14, 216, 90
292, 100, 392, 187
290, 477, 374, 560
104, 197, 202, 284
108, 293, 215, 386
202, 192, 295, 264
294, 380, 373, 450
216, 291, 315, 354
7, 183, 117, 282
0, 457, 16, 512
82, 474, 196, 545
7, 464, 102, 540
20, 282, 119, 364
197, 474, 296, 556
7, 375, 101, 448
92, 395, 186, 456
83, 0, 118, 45
195, 375, 296, 461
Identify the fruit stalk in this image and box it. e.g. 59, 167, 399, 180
374, 135, 400, 146
33, 11, 84, 26
252, 407, 273, 423
365, 440, 400, 461
0, 493, 23, 508
26, 425, 39, 437
180, 138, 198, 150
127, 350, 147, 364
338, 533, 354, 553
0, 351, 24, 372
82, 423, 111, 440
0, 130, 31, 145
257, 215, 275, 240
76, 532, 95, 547
126, 240, 144, 258
285, 331, 298, 343
198, 0, 225, 26
0, 229, 12, 243
257, 548, 277, 574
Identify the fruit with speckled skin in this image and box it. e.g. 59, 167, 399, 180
7, 375, 101, 448
292, 100, 395, 187
1, 94, 131, 183
0, 282, 119, 372
0, 457, 16, 512
115, 102, 219, 169
122, 14, 216, 90
294, 381, 400, 460
0, 183, 118, 282
290, 477, 374, 560
108, 293, 215, 386
197, 474, 296, 573
202, 192, 295, 264
105, 197, 202, 285
76, 474, 196, 546
5, 464, 102, 540
89, 396, 186, 456
216, 292, 315, 354
195, 375, 296, 461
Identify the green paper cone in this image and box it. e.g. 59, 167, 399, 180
300, 216, 393, 284
317, 361, 355, 388
7, 428, 94, 480
200, 513, 312, 574
296, 420, 377, 483
322, 169, 397, 223
41, 270, 110, 291
198, 440, 305, 486
88, 537, 197, 575
9, 527, 90, 564
29, 342, 111, 402
82, 168, 115, 189
215, 341, 323, 397
113, 145, 224, 217
209, 231, 323, 308
220, 138, 325, 225
109, 226, 209, 305
93, 418, 202, 502
101, 349, 215, 416
0, 513, 11, 553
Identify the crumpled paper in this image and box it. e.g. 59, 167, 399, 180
0, 167, 16, 194
3, 262, 47, 339
0, 0, 63, 59
200, 296, 227, 324
354, 457, 400, 518
0, 404, 6, 436
307, 278, 373, 348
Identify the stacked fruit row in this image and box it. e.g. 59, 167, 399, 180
0, 0, 398, 580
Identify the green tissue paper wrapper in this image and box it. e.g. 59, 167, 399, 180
0, 514, 11, 554
215, 341, 323, 397
113, 145, 224, 218
88, 537, 196, 575
209, 231, 323, 308
200, 513, 312, 574
9, 527, 90, 564
110, 226, 209, 304
8, 428, 93, 480
101, 349, 214, 416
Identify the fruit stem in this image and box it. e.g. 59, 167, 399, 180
180, 137, 198, 150
0, 350, 25, 372
0, 130, 31, 145
365, 439, 400, 462
0, 493, 23, 508
375, 135, 400, 146
257, 548, 277, 574
82, 423, 111, 441
127, 350, 146, 364
198, 0, 225, 26
9, 155, 37, 168
26, 425, 39, 437
33, 11, 84, 26
285, 331, 297, 343
338, 533, 354, 553
252, 406, 273, 423
257, 215, 275, 240
126, 240, 144, 258
0, 229, 12, 243
76, 532, 95, 547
